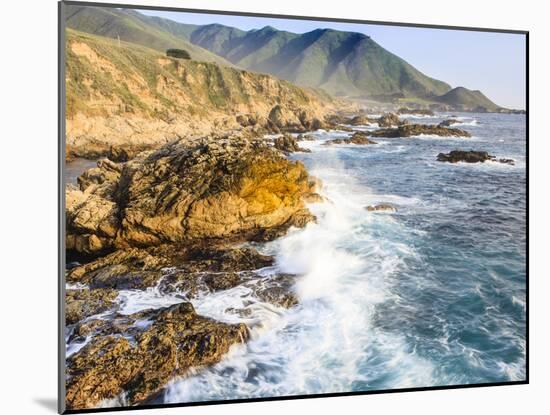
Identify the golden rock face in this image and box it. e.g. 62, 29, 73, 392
66, 135, 320, 254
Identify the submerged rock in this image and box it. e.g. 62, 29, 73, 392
66, 302, 249, 409
66, 135, 321, 254
371, 124, 471, 138
324, 132, 378, 146
252, 273, 299, 308
438, 119, 460, 127
273, 133, 312, 154
366, 204, 397, 213
297, 133, 316, 141
436, 150, 515, 165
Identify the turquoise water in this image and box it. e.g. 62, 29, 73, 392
159, 112, 526, 402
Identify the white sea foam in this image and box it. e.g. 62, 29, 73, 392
399, 114, 438, 119
512, 295, 526, 312
164, 149, 435, 403
116, 284, 184, 315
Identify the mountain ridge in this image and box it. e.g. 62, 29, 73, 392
65, 5, 504, 110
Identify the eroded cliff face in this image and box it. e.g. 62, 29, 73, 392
65, 30, 340, 159
66, 135, 320, 255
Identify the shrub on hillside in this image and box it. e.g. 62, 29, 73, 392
166, 49, 191, 59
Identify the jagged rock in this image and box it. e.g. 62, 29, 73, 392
436, 150, 515, 165
66, 135, 321, 254
397, 108, 435, 116
324, 132, 378, 146
236, 113, 259, 127
348, 115, 373, 126
325, 114, 350, 125
267, 105, 305, 132
66, 288, 118, 324
65, 189, 120, 254
366, 204, 397, 213
252, 274, 298, 308
297, 134, 316, 141
67, 245, 275, 289
438, 119, 460, 127
377, 113, 407, 127
371, 124, 471, 138
273, 133, 312, 154
66, 302, 249, 409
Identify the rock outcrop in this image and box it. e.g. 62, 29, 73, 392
436, 150, 515, 165
323, 132, 378, 146
67, 135, 321, 254
438, 119, 460, 127
66, 245, 275, 290
66, 302, 249, 409
370, 124, 471, 138
66, 288, 118, 324
65, 241, 303, 410
348, 115, 373, 126
273, 133, 312, 154
65, 31, 342, 160
366, 204, 397, 213
377, 113, 407, 128
297, 134, 316, 141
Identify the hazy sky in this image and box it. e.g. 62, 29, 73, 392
142, 9, 526, 109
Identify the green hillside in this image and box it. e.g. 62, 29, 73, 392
65, 5, 232, 67
190, 25, 452, 99
64, 5, 503, 109
64, 5, 452, 99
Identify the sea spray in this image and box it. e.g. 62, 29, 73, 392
164, 146, 437, 403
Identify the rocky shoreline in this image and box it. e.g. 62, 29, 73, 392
65, 109, 510, 410
65, 130, 324, 409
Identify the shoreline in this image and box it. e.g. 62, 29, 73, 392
64, 110, 525, 410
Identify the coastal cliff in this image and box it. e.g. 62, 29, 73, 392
65, 30, 341, 160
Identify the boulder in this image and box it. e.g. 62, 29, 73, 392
371, 124, 471, 138
324, 132, 378, 146
348, 115, 373, 126
297, 134, 316, 141
366, 204, 397, 213
377, 113, 406, 127
438, 119, 460, 127
236, 113, 259, 127
273, 133, 312, 154
436, 150, 515, 165
266, 105, 324, 133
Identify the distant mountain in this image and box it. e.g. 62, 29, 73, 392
65, 5, 503, 109
188, 25, 453, 100
65, 6, 452, 100
65, 5, 232, 67
435, 87, 500, 111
